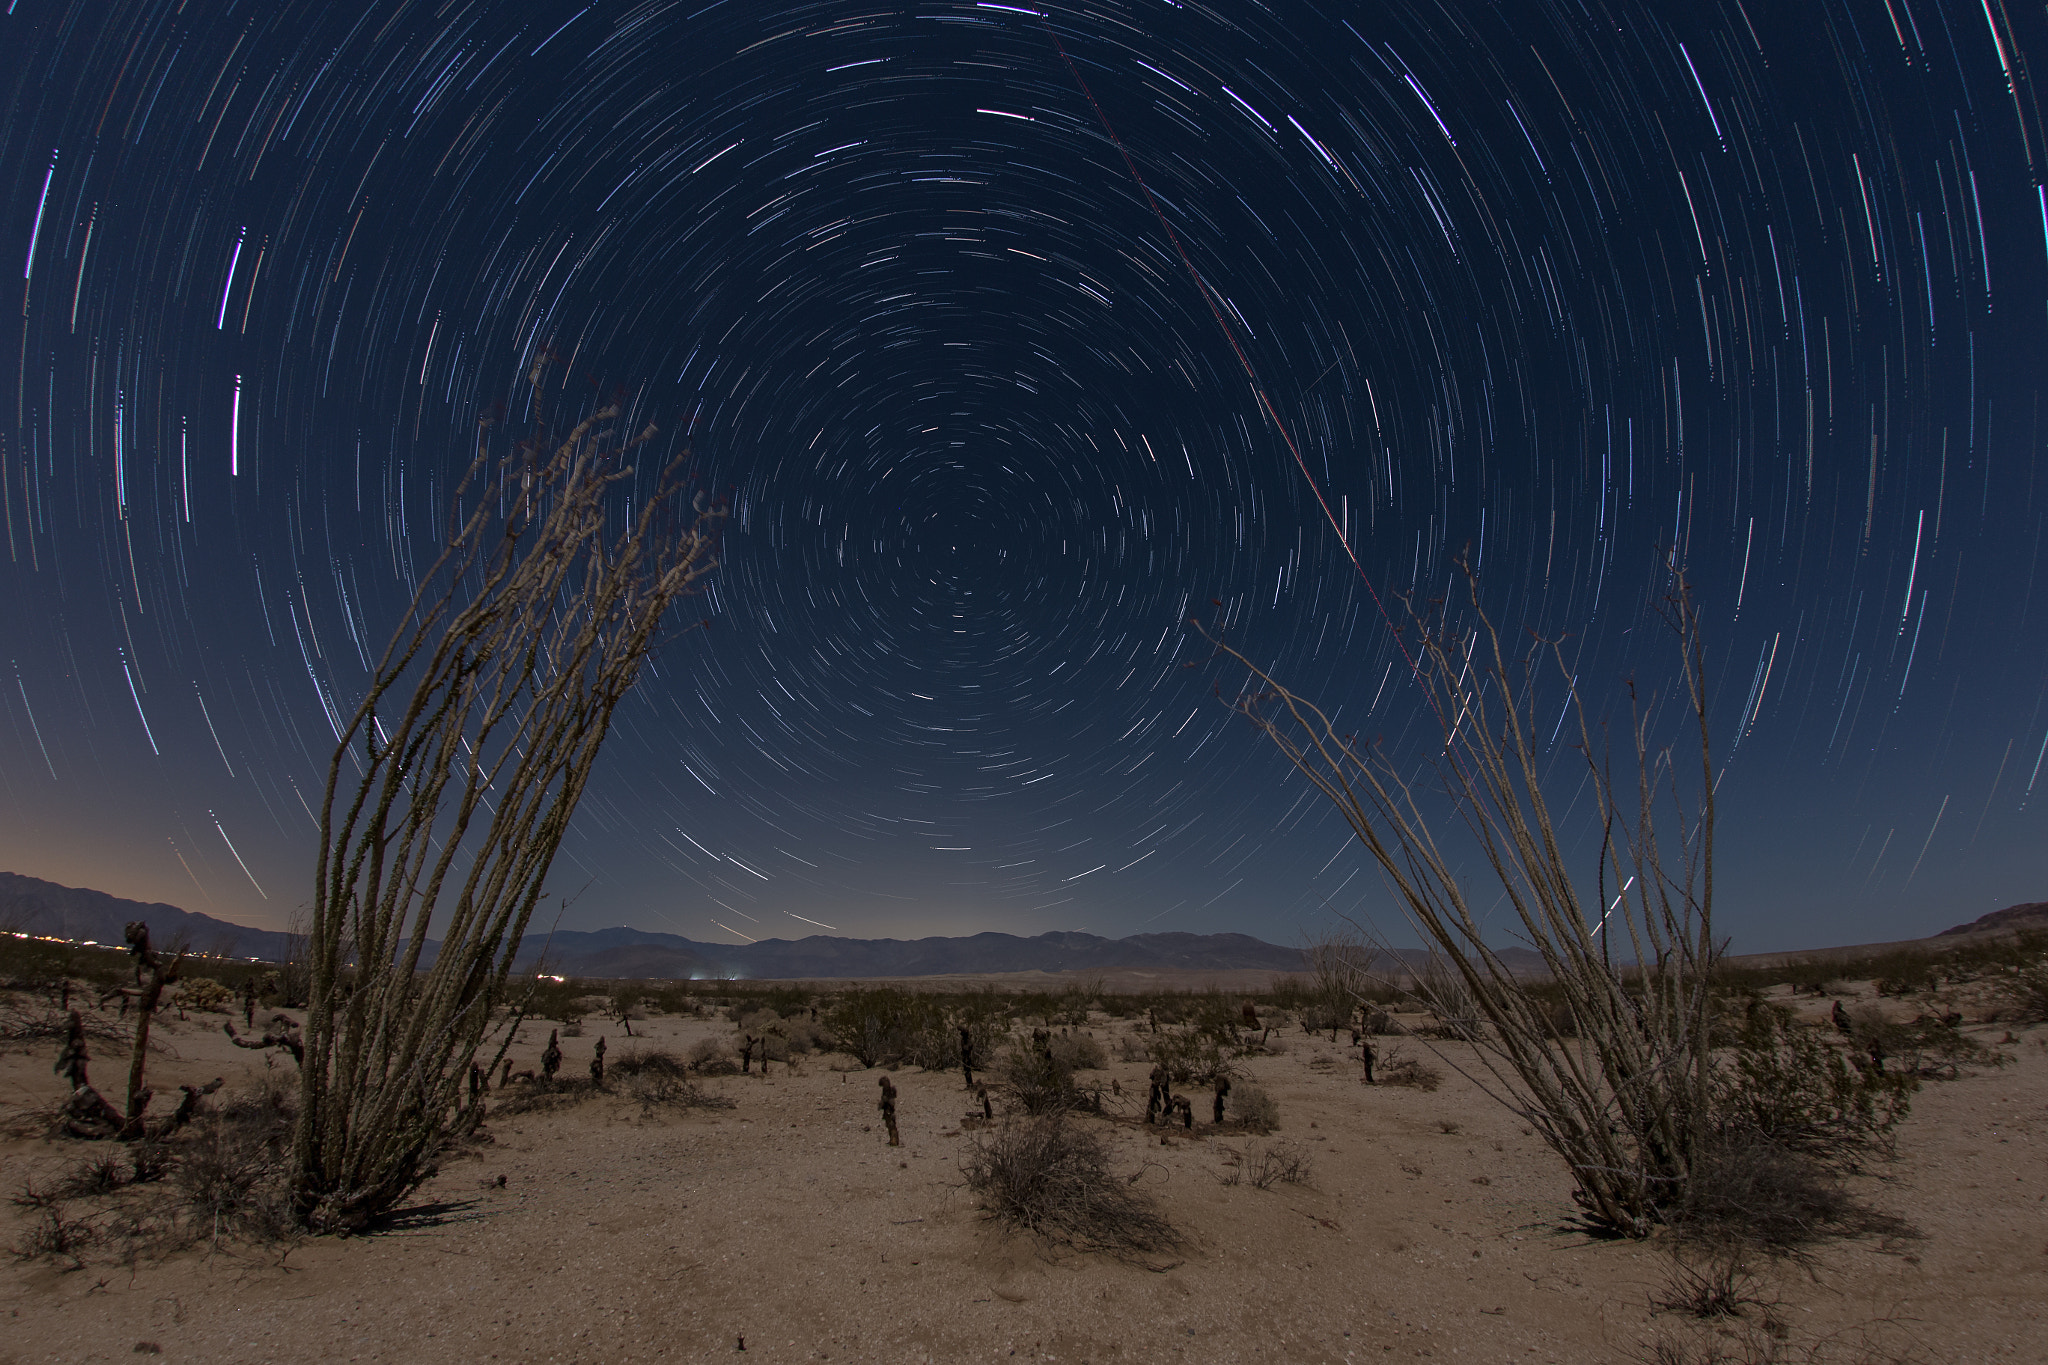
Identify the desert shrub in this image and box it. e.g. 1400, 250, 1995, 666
490, 1075, 605, 1116
962, 1114, 1178, 1256
611, 1048, 735, 1110
1676, 1130, 1883, 1251
765, 1016, 829, 1060
1232, 1085, 1280, 1133
610, 1046, 687, 1078
686, 1036, 739, 1074
0, 997, 125, 1044
1670, 1001, 1923, 1250
1842, 1006, 2009, 1080
999, 1041, 1088, 1115
1048, 1032, 1107, 1071
1374, 1043, 1443, 1091
718, 985, 812, 1020
168, 1104, 298, 1244
1115, 1034, 1149, 1062
1715, 1001, 1913, 1163
1993, 959, 2048, 1023
174, 978, 236, 1014
733, 1007, 781, 1036
1095, 992, 1143, 1019
1221, 1139, 1313, 1190
823, 987, 945, 1068
1149, 1026, 1232, 1084
626, 1072, 735, 1110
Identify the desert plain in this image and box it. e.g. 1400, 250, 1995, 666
0, 970, 2043, 1365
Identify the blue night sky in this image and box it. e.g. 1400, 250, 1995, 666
1, 0, 2042, 955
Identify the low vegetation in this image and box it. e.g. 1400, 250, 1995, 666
961, 1114, 1179, 1257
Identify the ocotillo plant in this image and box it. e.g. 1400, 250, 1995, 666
292, 374, 725, 1231
1202, 559, 1717, 1236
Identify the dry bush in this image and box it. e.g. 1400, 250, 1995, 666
165, 1104, 298, 1246
686, 1036, 739, 1074
611, 1047, 735, 1111
1843, 1007, 2008, 1081
0, 997, 124, 1044
1231, 1084, 1280, 1133
174, 978, 236, 1014
1992, 959, 2048, 1023
1148, 1026, 1232, 1085
999, 1042, 1089, 1115
1375, 1043, 1443, 1091
1677, 1130, 1911, 1252
1715, 1001, 1913, 1163
962, 1114, 1179, 1257
1221, 1140, 1313, 1190
1049, 1032, 1107, 1071
490, 1076, 604, 1117
11, 1075, 302, 1264
1115, 1034, 1149, 1062
756, 1015, 827, 1060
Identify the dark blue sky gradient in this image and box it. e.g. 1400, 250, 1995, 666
1, 0, 2042, 954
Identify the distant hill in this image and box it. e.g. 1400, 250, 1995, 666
525, 927, 1311, 980
1939, 901, 2048, 936
0, 871, 294, 961
0, 871, 1574, 980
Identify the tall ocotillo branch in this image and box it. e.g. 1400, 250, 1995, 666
1197, 558, 1716, 1235
293, 392, 725, 1229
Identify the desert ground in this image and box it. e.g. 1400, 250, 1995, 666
1, 978, 2043, 1365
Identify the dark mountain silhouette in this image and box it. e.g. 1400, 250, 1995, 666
0, 871, 295, 961
0, 870, 1582, 980
528, 927, 1310, 979
1938, 901, 2048, 936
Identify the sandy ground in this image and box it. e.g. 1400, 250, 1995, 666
0, 989, 2043, 1365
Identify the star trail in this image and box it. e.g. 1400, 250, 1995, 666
1, 0, 2043, 954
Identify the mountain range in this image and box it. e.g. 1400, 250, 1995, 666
513, 925, 1311, 979
12, 870, 2037, 982
1, 871, 1311, 977
0, 871, 297, 961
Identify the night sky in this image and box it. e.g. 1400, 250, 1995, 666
1, 0, 2043, 955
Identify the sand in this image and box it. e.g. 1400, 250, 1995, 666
1, 988, 2043, 1364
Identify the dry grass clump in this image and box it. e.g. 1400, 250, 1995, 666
10, 1203, 105, 1268
1231, 1084, 1280, 1133
10, 1072, 301, 1264
1653, 1244, 1770, 1318
962, 1114, 1179, 1257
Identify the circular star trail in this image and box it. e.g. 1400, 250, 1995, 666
2, 0, 2044, 951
